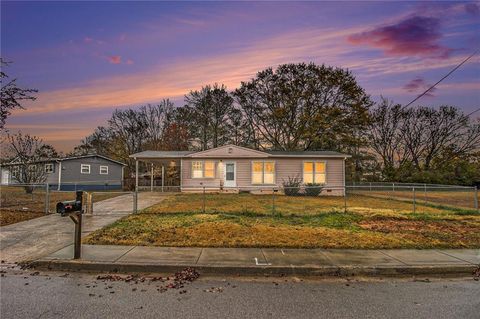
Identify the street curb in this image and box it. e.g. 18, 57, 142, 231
30, 259, 477, 277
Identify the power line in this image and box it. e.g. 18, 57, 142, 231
466, 107, 480, 117
404, 49, 479, 108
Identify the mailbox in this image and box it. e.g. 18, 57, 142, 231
56, 191, 84, 216
56, 191, 84, 259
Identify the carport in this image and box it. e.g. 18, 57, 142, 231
129, 150, 193, 194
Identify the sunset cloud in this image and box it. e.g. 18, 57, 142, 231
15, 26, 476, 117
348, 16, 452, 59
403, 77, 436, 97
108, 55, 122, 64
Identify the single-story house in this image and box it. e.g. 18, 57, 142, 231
130, 144, 350, 195
1, 155, 126, 191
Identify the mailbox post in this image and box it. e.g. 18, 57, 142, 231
56, 191, 84, 259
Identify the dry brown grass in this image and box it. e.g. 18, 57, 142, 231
84, 193, 480, 249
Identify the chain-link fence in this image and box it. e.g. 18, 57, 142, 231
171, 183, 478, 215
0, 182, 135, 217
1, 182, 478, 223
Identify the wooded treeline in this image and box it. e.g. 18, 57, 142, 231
69, 63, 479, 185
4, 62, 479, 185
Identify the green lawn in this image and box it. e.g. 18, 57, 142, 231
84, 193, 480, 249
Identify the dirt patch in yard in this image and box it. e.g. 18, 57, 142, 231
0, 209, 45, 226
358, 219, 480, 247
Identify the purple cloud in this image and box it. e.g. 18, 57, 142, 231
348, 16, 452, 59
465, 3, 480, 16
403, 77, 437, 97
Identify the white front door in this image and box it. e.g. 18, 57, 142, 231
224, 162, 236, 187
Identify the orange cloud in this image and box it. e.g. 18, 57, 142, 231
108, 55, 121, 64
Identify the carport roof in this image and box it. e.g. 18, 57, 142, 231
130, 151, 194, 159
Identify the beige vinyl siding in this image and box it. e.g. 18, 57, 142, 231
181, 157, 345, 190
182, 160, 222, 188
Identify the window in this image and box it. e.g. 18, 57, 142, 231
252, 161, 275, 184
45, 163, 54, 173
192, 161, 203, 178
303, 161, 326, 184
192, 161, 215, 178
81, 164, 91, 174
100, 165, 109, 175
204, 161, 215, 178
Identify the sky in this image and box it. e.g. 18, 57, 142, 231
1, 1, 479, 152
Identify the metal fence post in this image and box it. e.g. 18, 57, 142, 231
344, 186, 347, 213
44, 183, 49, 214
134, 159, 139, 213
272, 188, 276, 214
413, 187, 416, 213
90, 192, 94, 215
202, 186, 206, 213
424, 183, 427, 204
474, 186, 479, 213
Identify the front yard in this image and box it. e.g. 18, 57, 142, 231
84, 193, 480, 249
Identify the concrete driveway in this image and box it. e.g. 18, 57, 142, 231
0, 192, 168, 263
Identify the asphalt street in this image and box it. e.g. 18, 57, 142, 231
0, 267, 478, 319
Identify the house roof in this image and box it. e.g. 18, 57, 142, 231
265, 150, 349, 157
1, 154, 126, 166
130, 145, 350, 159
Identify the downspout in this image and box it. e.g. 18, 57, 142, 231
57, 160, 62, 191
180, 158, 183, 191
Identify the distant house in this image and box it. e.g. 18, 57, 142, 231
1, 155, 126, 191
130, 144, 350, 195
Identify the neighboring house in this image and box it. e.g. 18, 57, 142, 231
130, 144, 350, 195
1, 155, 126, 191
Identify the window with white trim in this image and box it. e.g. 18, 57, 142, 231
303, 161, 326, 184
45, 163, 54, 173
252, 161, 275, 184
99, 165, 109, 175
81, 164, 91, 174
191, 161, 215, 178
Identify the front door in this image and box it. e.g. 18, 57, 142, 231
224, 162, 236, 187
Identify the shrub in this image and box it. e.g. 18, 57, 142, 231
282, 176, 302, 196
304, 183, 323, 197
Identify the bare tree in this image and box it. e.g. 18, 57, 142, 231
0, 59, 38, 129
368, 99, 408, 173
5, 132, 48, 193
368, 102, 480, 181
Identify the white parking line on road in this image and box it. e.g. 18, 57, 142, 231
254, 257, 272, 266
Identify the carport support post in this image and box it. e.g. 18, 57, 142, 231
161, 165, 165, 193
134, 159, 139, 213
150, 163, 154, 192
